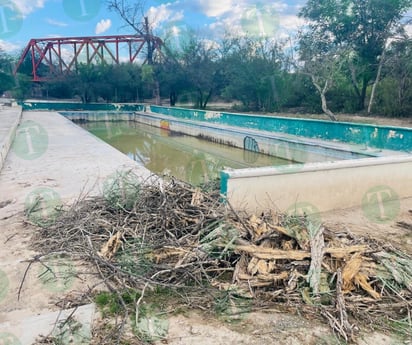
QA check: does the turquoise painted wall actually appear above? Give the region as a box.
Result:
[150,105,412,152]
[21,102,145,112]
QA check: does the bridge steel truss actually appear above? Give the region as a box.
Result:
[14,34,164,81]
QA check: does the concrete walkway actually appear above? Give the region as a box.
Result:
[0,110,151,344]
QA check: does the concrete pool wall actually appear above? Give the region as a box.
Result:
[21,102,412,214]
[145,105,412,214]
[221,155,412,214]
[59,109,383,163]
[131,112,381,162]
[149,105,412,152]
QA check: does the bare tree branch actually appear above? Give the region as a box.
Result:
[106,0,147,35]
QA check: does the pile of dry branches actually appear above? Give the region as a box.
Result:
[31,173,412,343]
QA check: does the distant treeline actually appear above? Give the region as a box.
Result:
[3,0,412,119]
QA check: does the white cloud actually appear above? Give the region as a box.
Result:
[194,1,304,40]
[405,24,412,38]
[197,0,234,17]
[145,0,304,43]
[147,4,184,30]
[0,39,22,52]
[11,0,46,17]
[278,15,305,32]
[95,19,112,34]
[46,18,68,27]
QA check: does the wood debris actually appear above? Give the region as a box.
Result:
[98,231,122,260]
[31,174,412,343]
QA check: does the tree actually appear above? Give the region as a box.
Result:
[107,0,164,104]
[156,57,189,106]
[299,0,412,111]
[107,0,156,64]
[220,36,285,112]
[71,64,101,103]
[0,51,15,95]
[11,74,31,100]
[298,29,351,120]
[178,35,223,109]
[374,37,412,115]
[43,76,75,99]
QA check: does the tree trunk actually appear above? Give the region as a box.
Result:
[311,76,337,121]
[348,62,363,110]
[320,92,337,121]
[196,89,204,109]
[170,91,176,106]
[144,17,153,65]
[368,51,385,115]
[368,50,385,114]
[154,80,160,105]
[359,76,368,111]
[202,89,213,109]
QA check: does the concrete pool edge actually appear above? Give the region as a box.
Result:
[0,110,154,343]
[221,155,412,214]
[0,106,22,172]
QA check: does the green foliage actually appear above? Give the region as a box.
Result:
[11,73,32,100]
[44,76,76,99]
[0,71,14,95]
[374,78,411,116]
[95,290,139,317]
[103,170,141,210]
[299,0,412,111]
[141,65,154,83]
[221,37,286,112]
[213,290,252,323]
[374,38,412,116]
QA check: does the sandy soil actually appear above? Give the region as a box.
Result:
[322,197,412,255]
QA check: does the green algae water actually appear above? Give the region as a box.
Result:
[79,121,291,185]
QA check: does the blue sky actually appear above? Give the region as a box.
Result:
[0,0,307,55]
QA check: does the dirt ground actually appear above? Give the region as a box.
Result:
[322,198,412,255]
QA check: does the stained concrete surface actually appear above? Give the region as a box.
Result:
[0,110,151,344]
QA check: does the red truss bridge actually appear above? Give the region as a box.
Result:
[14,34,164,81]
